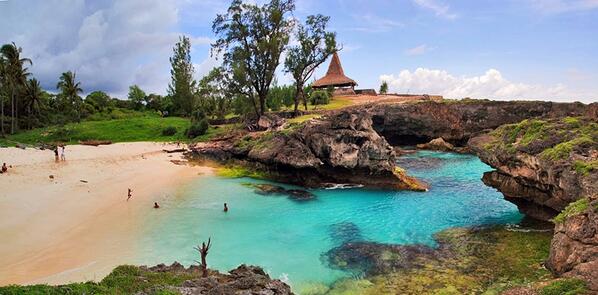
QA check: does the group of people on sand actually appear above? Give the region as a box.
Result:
[53,145,66,162]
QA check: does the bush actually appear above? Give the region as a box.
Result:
[310,90,331,106]
[186,119,209,138]
[161,126,177,136]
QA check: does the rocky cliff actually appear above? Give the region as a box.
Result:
[364,99,591,146]
[467,116,597,291]
[190,111,427,191]
[468,116,597,220]
[546,197,598,291]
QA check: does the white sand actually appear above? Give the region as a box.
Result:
[0,142,211,285]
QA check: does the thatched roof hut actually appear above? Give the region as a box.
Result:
[313,52,357,89]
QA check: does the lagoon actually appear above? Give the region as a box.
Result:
[137,151,522,293]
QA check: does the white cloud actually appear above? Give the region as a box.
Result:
[528,0,598,14]
[0,0,213,97]
[412,0,458,19]
[405,44,433,56]
[349,14,404,33]
[379,68,594,103]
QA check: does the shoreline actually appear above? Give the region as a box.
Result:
[0,142,212,285]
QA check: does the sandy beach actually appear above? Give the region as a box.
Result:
[0,142,211,285]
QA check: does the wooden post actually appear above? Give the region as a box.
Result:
[194,238,212,278]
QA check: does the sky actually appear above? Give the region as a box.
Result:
[0,0,597,103]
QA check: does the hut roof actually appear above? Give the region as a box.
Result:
[313,52,357,88]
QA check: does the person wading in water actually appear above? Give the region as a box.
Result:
[223,203,228,212]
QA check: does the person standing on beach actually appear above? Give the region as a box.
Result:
[60,146,66,161]
[127,188,133,201]
[53,147,59,162]
[1,163,7,174]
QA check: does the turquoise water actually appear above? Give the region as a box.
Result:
[137,151,522,292]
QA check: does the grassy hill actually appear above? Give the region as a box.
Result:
[0,114,230,146]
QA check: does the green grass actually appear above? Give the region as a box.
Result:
[540,135,594,161]
[280,96,354,112]
[540,278,588,295]
[0,115,236,146]
[0,265,196,295]
[573,160,598,176]
[553,198,590,224]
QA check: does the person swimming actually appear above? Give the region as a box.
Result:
[154,202,160,209]
[223,203,228,212]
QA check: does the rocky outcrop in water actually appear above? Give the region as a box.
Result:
[363,100,592,146]
[190,111,427,191]
[138,263,293,295]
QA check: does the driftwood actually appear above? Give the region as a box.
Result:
[194,238,212,278]
[80,140,112,146]
[162,148,187,154]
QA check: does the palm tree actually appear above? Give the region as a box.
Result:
[56,71,83,122]
[0,42,31,134]
[0,58,5,137]
[23,78,43,129]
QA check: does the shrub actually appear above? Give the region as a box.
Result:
[310,90,331,106]
[186,119,209,138]
[541,278,587,295]
[161,126,177,136]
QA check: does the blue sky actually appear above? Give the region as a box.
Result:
[0,0,597,102]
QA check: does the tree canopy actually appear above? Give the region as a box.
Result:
[212,0,295,117]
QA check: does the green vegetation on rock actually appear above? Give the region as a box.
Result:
[322,226,553,295]
[485,117,597,162]
[0,265,196,295]
[553,198,590,224]
[540,278,588,295]
[215,165,268,179]
[573,160,598,176]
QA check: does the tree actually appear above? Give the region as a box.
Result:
[1,42,32,134]
[128,85,146,110]
[284,14,336,112]
[198,67,231,120]
[23,78,43,129]
[85,91,112,112]
[56,71,83,122]
[168,36,196,116]
[212,0,295,117]
[194,238,212,278]
[379,81,388,94]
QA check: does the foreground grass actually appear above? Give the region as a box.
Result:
[0,115,235,146]
[0,265,195,295]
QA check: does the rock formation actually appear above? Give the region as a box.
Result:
[364,100,591,146]
[546,197,598,291]
[190,111,427,191]
[467,116,597,291]
[138,263,293,295]
[468,117,597,220]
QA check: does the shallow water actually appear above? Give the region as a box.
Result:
[137,151,522,293]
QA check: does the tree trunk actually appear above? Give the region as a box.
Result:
[1,94,4,137]
[293,83,303,114]
[258,93,266,116]
[10,87,15,134]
